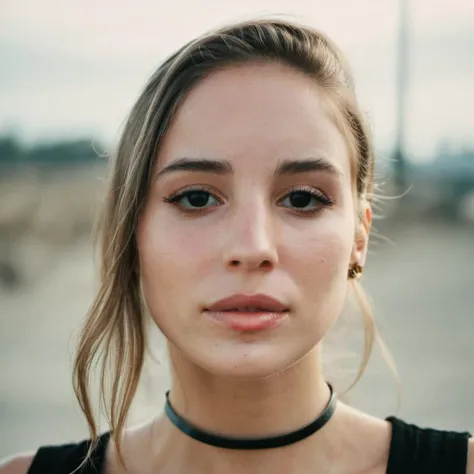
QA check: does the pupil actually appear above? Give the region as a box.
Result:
[188,191,209,207]
[290,192,311,208]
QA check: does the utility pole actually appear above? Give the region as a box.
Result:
[393,0,410,191]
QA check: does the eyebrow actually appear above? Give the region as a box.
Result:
[275,158,342,176]
[155,157,342,179]
[155,158,232,179]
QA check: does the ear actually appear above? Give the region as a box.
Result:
[351,203,372,268]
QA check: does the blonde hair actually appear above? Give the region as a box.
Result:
[73,17,396,467]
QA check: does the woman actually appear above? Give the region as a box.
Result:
[2,18,472,474]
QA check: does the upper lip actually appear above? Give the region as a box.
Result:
[205,294,289,312]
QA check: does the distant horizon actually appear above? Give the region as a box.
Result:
[2,0,473,163]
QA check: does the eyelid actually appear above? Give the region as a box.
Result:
[277,185,334,203]
[164,184,225,203]
[163,184,334,210]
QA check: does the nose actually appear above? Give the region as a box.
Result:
[223,203,279,272]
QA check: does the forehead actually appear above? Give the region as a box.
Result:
[158,62,350,174]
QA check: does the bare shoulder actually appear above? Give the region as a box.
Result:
[0,453,35,474]
[468,439,474,474]
[332,404,392,474]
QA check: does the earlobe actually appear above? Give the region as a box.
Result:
[350,204,372,269]
[348,263,363,279]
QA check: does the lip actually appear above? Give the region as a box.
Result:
[206,294,289,313]
[204,294,289,332]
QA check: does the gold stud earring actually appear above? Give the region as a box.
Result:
[348,263,363,279]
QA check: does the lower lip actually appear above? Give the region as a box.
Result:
[205,311,288,331]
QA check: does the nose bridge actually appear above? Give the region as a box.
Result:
[224,194,278,269]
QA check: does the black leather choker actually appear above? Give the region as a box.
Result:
[164,384,337,450]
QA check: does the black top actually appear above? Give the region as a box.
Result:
[27,417,471,474]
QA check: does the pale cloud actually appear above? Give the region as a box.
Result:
[3,0,472,58]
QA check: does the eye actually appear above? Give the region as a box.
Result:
[278,187,334,214]
[163,187,223,212]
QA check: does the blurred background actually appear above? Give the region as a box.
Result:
[1,0,473,458]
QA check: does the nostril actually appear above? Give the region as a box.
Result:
[227,258,275,270]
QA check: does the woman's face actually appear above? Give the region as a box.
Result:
[137,62,367,378]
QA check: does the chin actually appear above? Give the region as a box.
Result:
[180,339,312,380]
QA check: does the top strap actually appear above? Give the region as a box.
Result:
[27,432,110,474]
[386,416,471,474]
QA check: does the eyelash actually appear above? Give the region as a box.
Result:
[163,185,222,215]
[280,185,335,215]
[163,185,335,216]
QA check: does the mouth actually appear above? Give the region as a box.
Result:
[206,293,289,313]
[204,294,290,331]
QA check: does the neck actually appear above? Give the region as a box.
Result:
[168,344,329,437]
[154,344,340,474]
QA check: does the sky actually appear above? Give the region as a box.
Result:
[1,0,473,161]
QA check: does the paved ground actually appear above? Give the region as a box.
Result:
[1,219,473,458]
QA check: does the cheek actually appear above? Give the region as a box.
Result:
[279,215,353,338]
[281,213,354,294]
[137,209,217,299]
[286,211,353,261]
